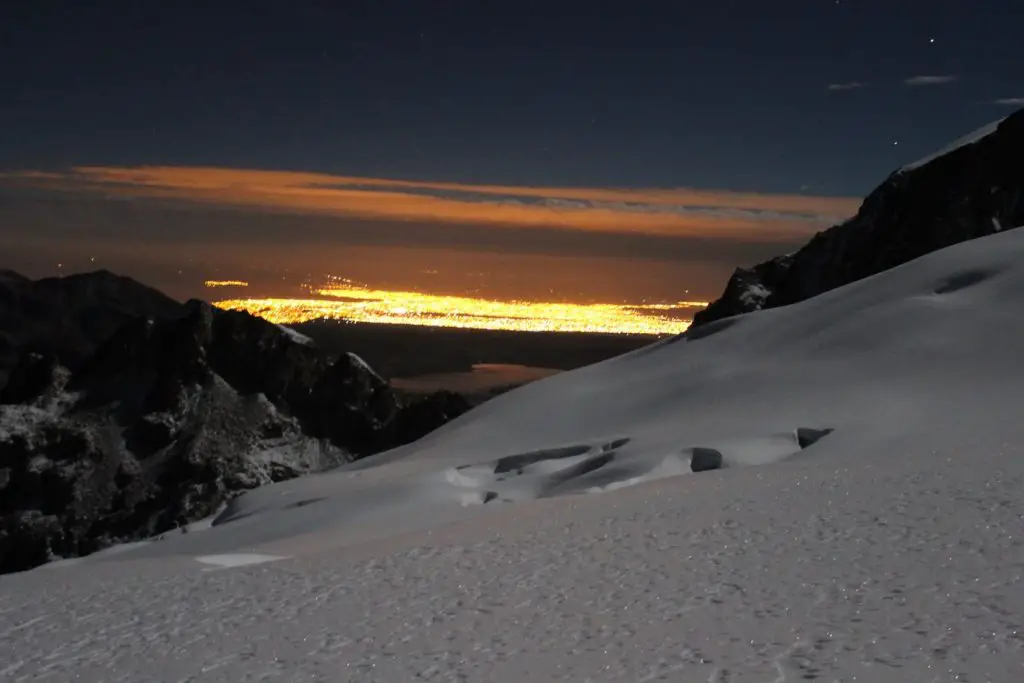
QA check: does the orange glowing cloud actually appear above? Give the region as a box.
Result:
[4,166,862,242]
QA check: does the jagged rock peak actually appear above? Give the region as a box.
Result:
[0,269,475,574]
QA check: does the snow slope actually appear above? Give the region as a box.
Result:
[899,116,1006,172]
[275,323,315,345]
[4,229,1024,681]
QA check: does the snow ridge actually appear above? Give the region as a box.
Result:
[275,324,314,345]
[899,116,1006,172]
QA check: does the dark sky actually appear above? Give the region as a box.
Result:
[2,0,1022,303]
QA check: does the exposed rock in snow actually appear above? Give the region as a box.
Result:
[795,426,833,449]
[691,106,1024,330]
[689,447,723,472]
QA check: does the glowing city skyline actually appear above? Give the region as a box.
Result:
[211,278,706,335]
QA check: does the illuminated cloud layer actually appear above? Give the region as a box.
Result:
[5,166,861,243]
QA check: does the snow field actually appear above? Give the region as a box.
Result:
[4,227,1024,680]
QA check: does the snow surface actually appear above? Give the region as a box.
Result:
[345,351,381,379]
[899,117,1006,172]
[195,554,289,569]
[275,323,314,345]
[4,229,1024,680]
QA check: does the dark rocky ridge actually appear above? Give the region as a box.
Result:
[0,269,183,390]
[0,276,470,574]
[690,107,1024,329]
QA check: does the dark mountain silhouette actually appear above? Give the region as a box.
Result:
[690,108,1024,330]
[0,273,469,573]
[0,268,182,389]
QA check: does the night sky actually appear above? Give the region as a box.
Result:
[2,0,1022,305]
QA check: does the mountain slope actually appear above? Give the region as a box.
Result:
[0,276,470,573]
[690,107,1024,328]
[0,301,389,572]
[0,269,182,389]
[3,221,1023,681]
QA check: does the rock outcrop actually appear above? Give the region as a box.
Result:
[690,108,1024,329]
[395,390,473,446]
[689,447,723,473]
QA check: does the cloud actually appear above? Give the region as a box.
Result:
[2,166,862,244]
[0,193,794,264]
[990,97,1024,106]
[903,75,958,86]
[3,170,857,306]
[0,191,816,308]
[827,82,868,91]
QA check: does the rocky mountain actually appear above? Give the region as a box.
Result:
[0,275,470,574]
[0,269,182,390]
[690,107,1024,329]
